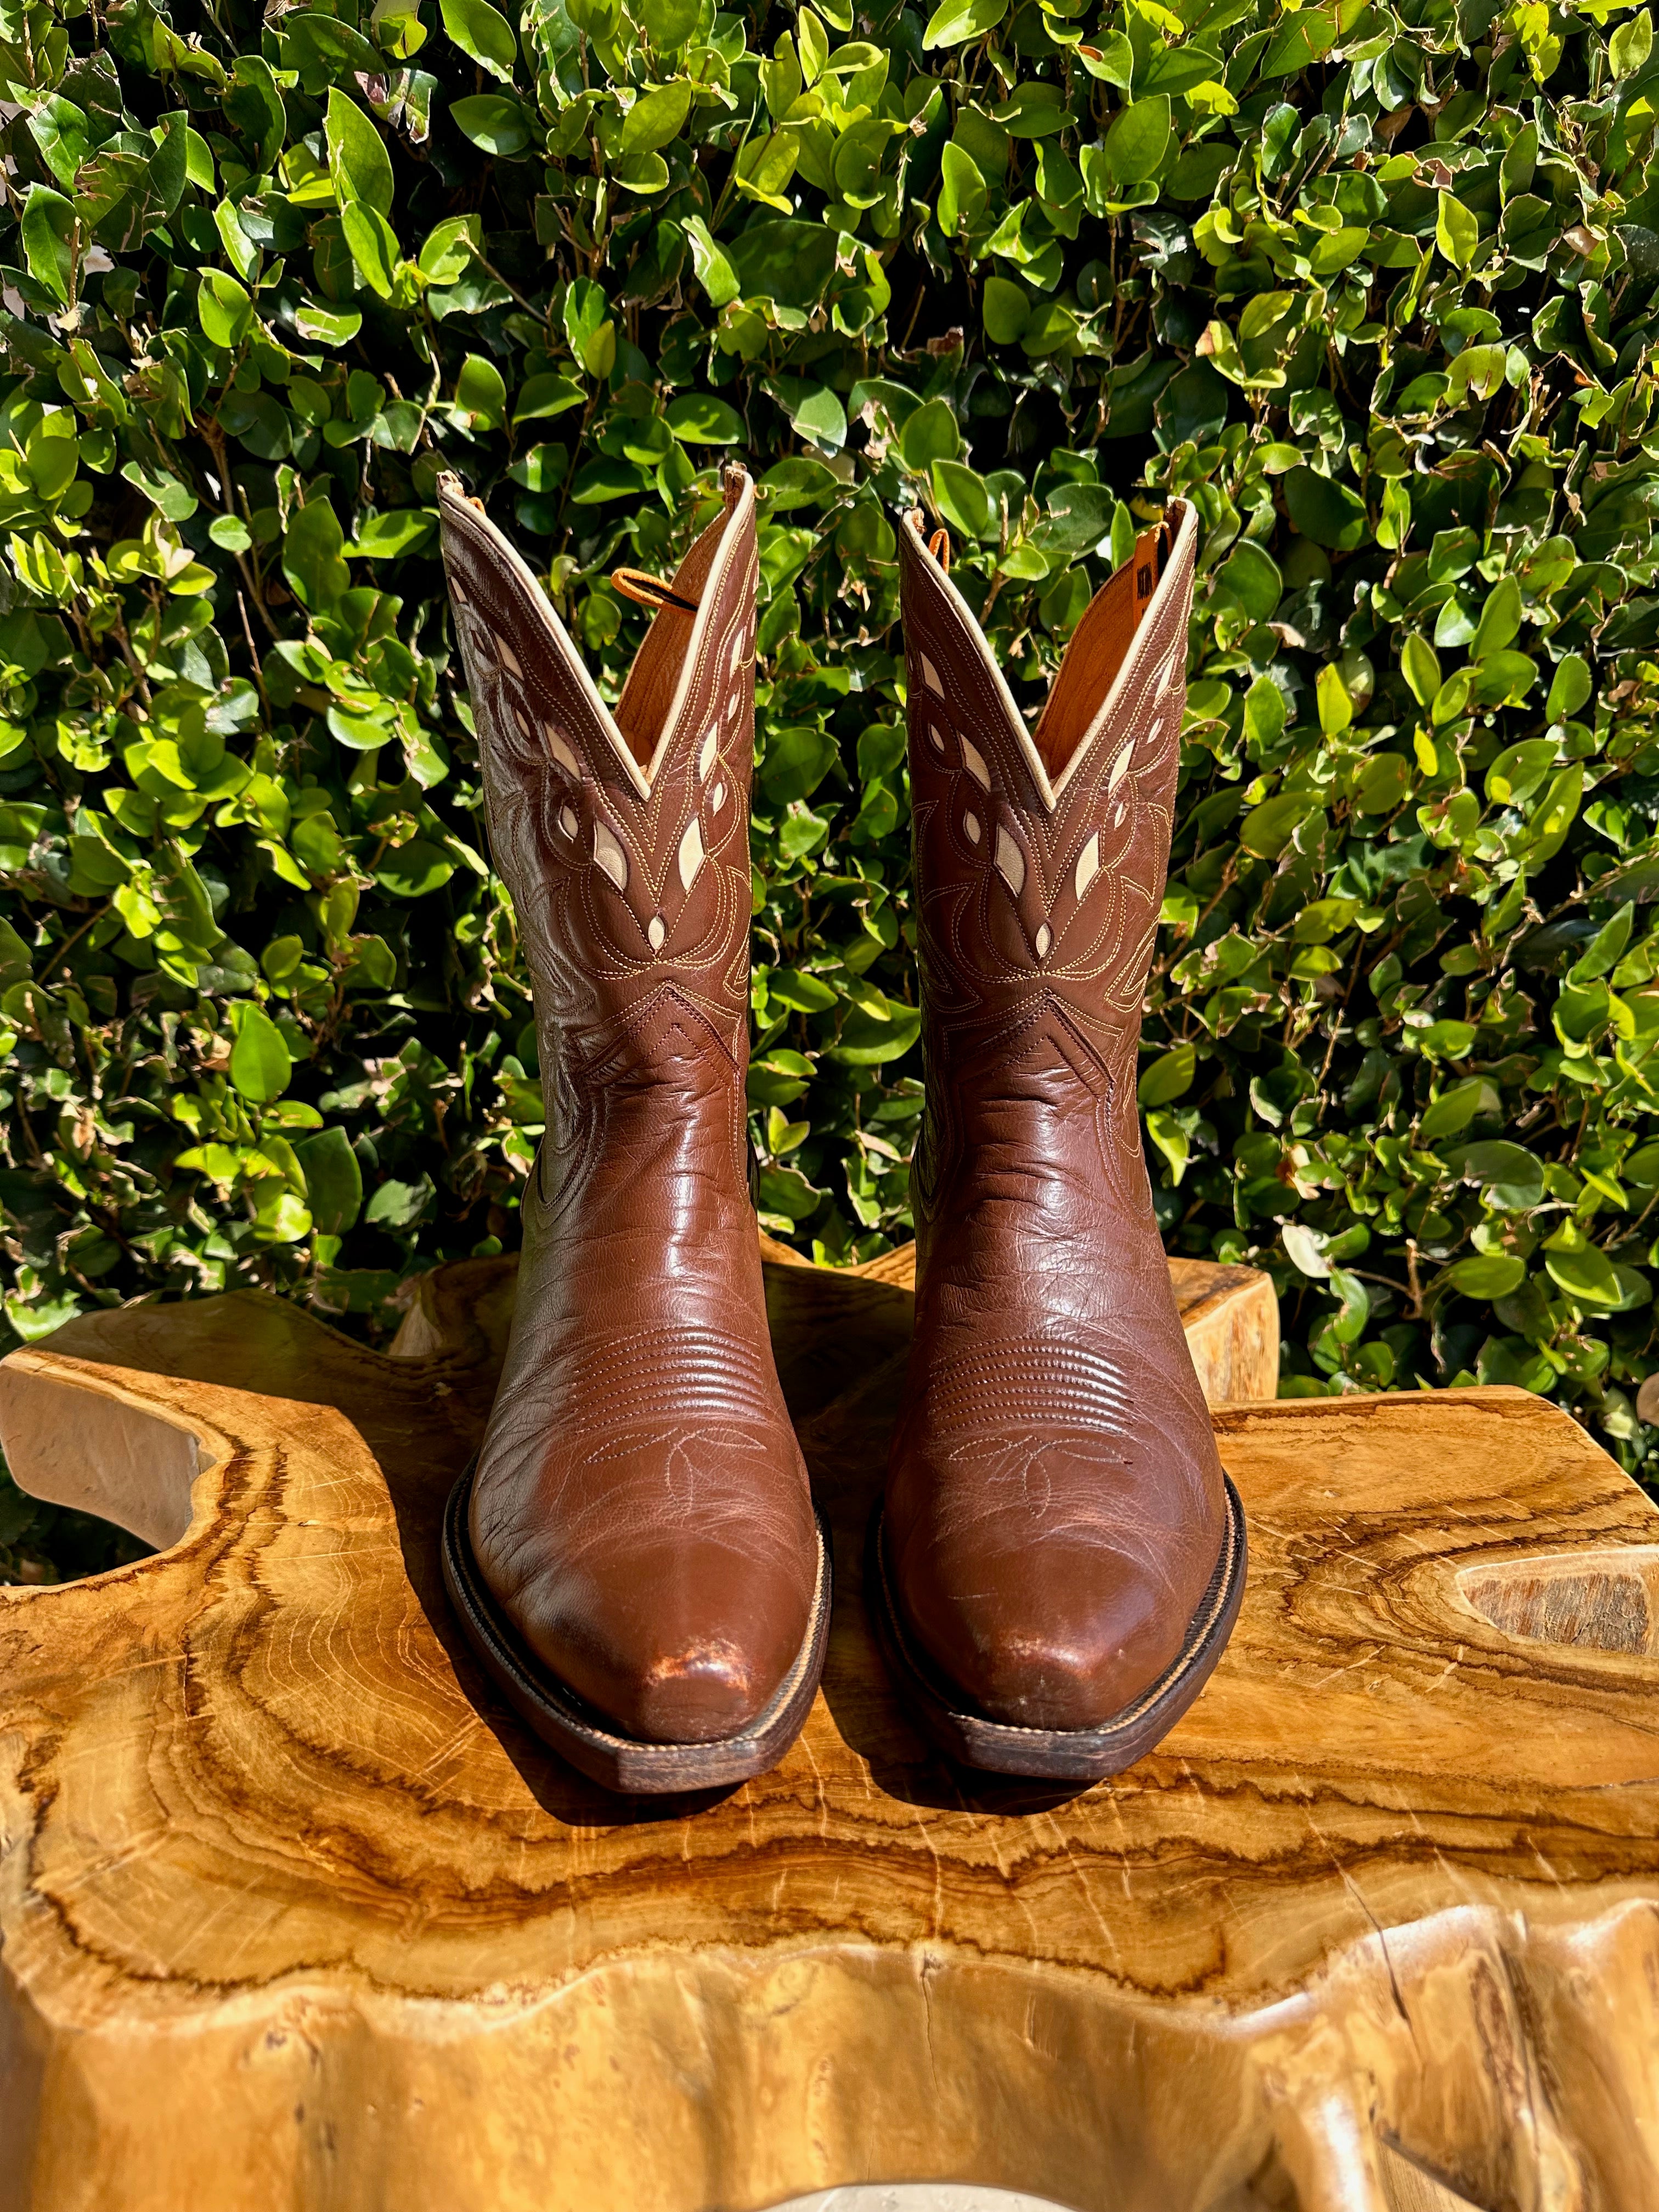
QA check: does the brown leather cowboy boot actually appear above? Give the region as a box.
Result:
[869,498,1245,1780]
[436,467,829,1792]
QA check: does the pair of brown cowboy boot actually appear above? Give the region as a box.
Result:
[436,467,1245,1794]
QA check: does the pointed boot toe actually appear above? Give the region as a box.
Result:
[481,1499,815,1746]
[873,501,1247,1781]
[435,471,830,1794]
[888,1440,1228,1734]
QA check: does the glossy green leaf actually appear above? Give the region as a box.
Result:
[375,839,457,896]
[666,393,744,442]
[229,1004,293,1103]
[294,1126,363,1234]
[1103,96,1170,188]
[454,354,507,430]
[826,1000,923,1064]
[1544,1243,1623,1308]
[930,459,991,539]
[982,276,1029,345]
[441,0,517,80]
[1283,466,1367,550]
[198,268,252,349]
[922,0,1008,49]
[20,186,75,304]
[325,88,394,212]
[450,93,533,156]
[1446,1252,1527,1299]
[1138,1042,1195,1106]
[340,199,402,296]
[728,219,838,308]
[283,497,350,611]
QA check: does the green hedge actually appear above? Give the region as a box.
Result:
[2,0,1659,1575]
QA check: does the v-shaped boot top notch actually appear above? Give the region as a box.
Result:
[437,466,754,798]
[905,496,1193,805]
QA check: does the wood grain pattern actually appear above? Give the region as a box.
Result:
[0,1256,1655,2212]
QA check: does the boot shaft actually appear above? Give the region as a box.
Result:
[899,498,1197,1232]
[900,498,1195,1060]
[438,472,758,1180]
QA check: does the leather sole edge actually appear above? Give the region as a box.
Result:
[867,1475,1248,1781]
[442,1459,832,1794]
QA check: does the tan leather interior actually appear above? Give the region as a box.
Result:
[1031,526,1164,781]
[614,486,740,769]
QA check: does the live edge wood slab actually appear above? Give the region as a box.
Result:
[0,1248,1657,2212]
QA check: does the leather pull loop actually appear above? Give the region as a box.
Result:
[611,567,701,614]
[906,508,953,572]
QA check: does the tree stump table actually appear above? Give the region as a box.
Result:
[0,1246,1656,2212]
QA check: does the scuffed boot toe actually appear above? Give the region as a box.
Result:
[894,1523,1193,1733]
[481,1503,814,1746]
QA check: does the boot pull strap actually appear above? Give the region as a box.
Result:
[904,506,953,573]
[611,567,701,614]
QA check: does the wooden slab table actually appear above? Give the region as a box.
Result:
[0,1247,1656,2212]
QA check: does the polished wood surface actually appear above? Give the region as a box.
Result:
[1,1255,1655,2212]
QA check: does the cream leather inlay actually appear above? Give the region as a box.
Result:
[498,636,523,678]
[1108,740,1134,792]
[921,653,943,694]
[647,916,666,951]
[964,811,981,845]
[678,817,704,891]
[1075,832,1100,899]
[698,731,717,780]
[594,821,627,891]
[961,737,991,790]
[558,804,578,838]
[546,724,581,777]
[995,825,1025,897]
[1035,923,1051,958]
